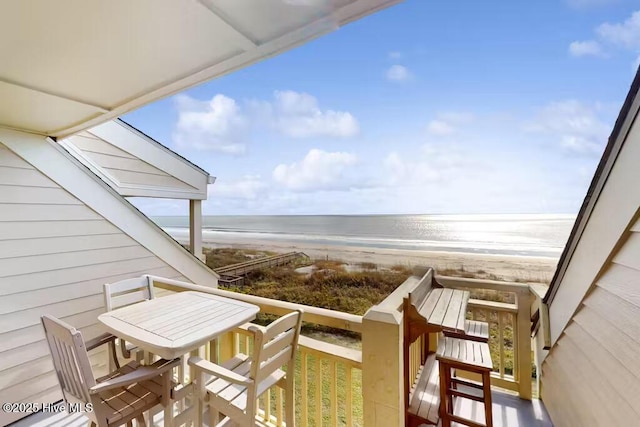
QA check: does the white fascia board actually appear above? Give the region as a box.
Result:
[88,120,210,192]
[58,135,209,200]
[0,128,219,283]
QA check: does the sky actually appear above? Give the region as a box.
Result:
[124,0,640,216]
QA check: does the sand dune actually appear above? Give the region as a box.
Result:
[169,230,557,284]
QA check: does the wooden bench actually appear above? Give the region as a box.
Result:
[403,268,442,426]
[403,268,490,426]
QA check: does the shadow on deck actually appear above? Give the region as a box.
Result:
[13,389,552,427]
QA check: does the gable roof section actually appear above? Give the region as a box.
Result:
[0,0,401,137]
[545,67,640,305]
[0,127,220,283]
[59,120,213,199]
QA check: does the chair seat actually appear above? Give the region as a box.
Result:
[95,362,163,425]
[204,354,286,414]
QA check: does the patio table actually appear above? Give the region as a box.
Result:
[98,291,260,360]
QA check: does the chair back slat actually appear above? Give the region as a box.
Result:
[41,315,95,405]
[409,268,433,308]
[261,328,295,362]
[251,310,302,383]
[104,276,154,311]
[257,347,294,383]
[263,311,301,342]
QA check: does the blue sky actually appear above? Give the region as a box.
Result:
[125,0,640,216]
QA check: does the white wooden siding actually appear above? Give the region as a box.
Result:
[64,132,199,196]
[0,144,191,425]
[541,215,640,426]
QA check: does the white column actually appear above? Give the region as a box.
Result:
[362,305,404,427]
[189,199,205,262]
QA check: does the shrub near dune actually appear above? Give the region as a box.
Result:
[226,262,411,316]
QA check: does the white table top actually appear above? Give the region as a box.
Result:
[98,291,260,359]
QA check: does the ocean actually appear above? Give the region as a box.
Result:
[152,214,575,258]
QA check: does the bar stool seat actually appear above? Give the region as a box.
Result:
[437,336,493,427]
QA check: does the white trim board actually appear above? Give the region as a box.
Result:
[0,128,219,284]
[60,120,211,200]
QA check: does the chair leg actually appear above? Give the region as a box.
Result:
[108,341,120,371]
[285,377,295,427]
[208,405,219,427]
[483,371,493,427]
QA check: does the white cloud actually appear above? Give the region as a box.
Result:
[208,175,267,200]
[427,120,455,135]
[386,65,411,82]
[571,10,640,65]
[568,40,604,57]
[172,94,248,154]
[426,112,474,135]
[384,151,440,185]
[172,91,359,152]
[270,91,359,138]
[527,100,610,155]
[597,11,640,49]
[383,142,477,187]
[273,149,358,191]
[388,51,403,59]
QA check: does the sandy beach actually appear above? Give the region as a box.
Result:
[169,230,558,284]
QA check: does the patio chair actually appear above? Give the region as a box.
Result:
[41,315,180,427]
[188,310,303,427]
[104,276,155,365]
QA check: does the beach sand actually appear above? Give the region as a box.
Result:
[170,230,558,284]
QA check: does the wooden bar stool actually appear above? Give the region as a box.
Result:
[437,336,493,427]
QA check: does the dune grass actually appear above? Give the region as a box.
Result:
[208,248,536,424]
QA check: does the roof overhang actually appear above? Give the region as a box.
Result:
[59,120,213,200]
[544,67,640,304]
[0,0,401,138]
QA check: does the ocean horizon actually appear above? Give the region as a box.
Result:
[152,213,575,258]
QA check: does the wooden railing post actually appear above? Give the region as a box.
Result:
[362,305,404,427]
[516,289,533,400]
[217,331,235,363]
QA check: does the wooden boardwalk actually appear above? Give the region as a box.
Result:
[215,252,308,286]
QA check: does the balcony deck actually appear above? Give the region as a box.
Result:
[10,273,554,427]
[13,390,552,427]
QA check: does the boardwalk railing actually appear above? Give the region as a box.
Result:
[214,252,308,276]
[150,276,363,427]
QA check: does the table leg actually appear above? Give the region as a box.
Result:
[191,349,203,427]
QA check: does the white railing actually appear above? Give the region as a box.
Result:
[151,277,364,427]
[146,273,533,427]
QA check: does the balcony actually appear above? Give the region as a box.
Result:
[15,272,553,427]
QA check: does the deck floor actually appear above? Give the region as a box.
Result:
[447,387,553,427]
[13,389,552,427]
